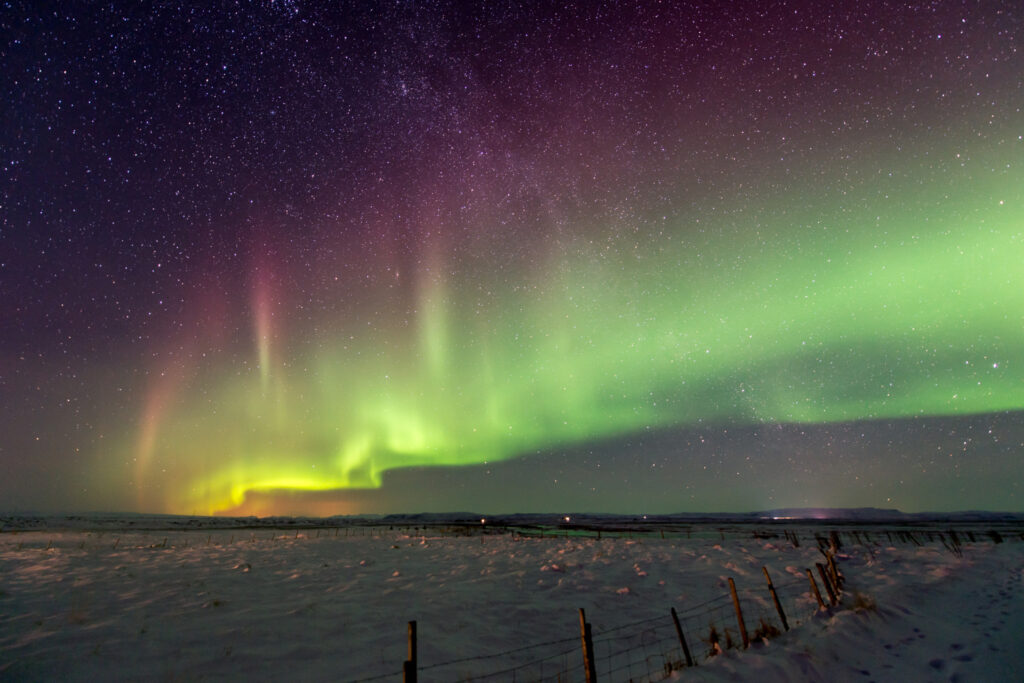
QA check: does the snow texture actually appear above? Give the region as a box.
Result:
[1,520,1022,681]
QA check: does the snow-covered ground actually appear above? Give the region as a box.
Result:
[1,521,1022,681]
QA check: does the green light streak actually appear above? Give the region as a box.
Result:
[136,151,1023,515]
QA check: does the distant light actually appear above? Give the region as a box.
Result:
[480,518,486,524]
[564,516,571,523]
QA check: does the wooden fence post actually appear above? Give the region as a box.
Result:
[816,563,838,606]
[579,608,597,683]
[826,552,842,590]
[670,607,694,667]
[727,578,750,648]
[403,620,417,683]
[762,566,789,631]
[807,569,826,609]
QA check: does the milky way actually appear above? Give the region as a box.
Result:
[2,2,1022,515]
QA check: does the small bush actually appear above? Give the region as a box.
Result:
[723,628,736,650]
[705,625,723,657]
[753,617,781,641]
[850,591,877,612]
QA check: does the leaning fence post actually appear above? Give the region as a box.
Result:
[727,578,750,648]
[579,608,597,683]
[762,566,789,631]
[670,607,694,667]
[816,563,838,606]
[403,620,417,683]
[807,568,826,609]
[826,552,842,590]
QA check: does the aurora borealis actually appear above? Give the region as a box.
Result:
[2,2,1022,515]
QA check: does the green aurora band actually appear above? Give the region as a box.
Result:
[132,144,1023,515]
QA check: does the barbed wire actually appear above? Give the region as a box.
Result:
[463,642,580,681]
[591,610,673,636]
[5,525,920,683]
[349,666,406,683]
[419,633,580,673]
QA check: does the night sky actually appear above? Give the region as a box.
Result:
[2,1,1022,516]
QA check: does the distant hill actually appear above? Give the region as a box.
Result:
[3,508,1023,531]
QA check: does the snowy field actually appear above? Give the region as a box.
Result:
[2,519,1023,682]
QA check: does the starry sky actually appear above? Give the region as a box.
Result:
[1,1,1022,516]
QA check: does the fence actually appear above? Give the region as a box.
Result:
[4,521,1018,682]
[353,552,842,682]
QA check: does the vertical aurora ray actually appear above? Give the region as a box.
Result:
[133,367,184,510]
[9,1,1024,517]
[254,278,273,395]
[250,249,280,397]
[131,142,1024,514]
